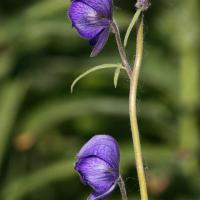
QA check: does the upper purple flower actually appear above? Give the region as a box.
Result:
[74,135,120,200]
[68,0,113,57]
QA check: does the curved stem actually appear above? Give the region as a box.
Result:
[118,175,127,200]
[129,15,148,200]
[111,19,132,79]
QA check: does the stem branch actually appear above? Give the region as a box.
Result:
[129,15,148,200]
[118,176,127,200]
[111,19,132,79]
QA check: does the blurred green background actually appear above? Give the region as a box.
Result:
[0,0,199,199]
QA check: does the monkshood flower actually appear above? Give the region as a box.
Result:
[74,135,120,200]
[68,0,113,57]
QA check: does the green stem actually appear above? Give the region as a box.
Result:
[129,15,148,200]
[118,175,128,200]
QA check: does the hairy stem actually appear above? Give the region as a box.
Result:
[111,19,132,79]
[129,15,148,200]
[118,176,127,200]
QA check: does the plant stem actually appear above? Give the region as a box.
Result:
[111,19,132,79]
[129,15,148,200]
[118,175,127,200]
[112,10,148,200]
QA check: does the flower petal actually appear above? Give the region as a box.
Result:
[77,135,120,171]
[77,0,113,19]
[90,27,110,57]
[69,1,110,39]
[75,156,117,193]
[87,182,117,200]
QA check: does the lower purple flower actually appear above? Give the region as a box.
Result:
[74,135,120,200]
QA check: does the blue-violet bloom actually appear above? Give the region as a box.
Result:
[74,135,120,200]
[68,0,113,57]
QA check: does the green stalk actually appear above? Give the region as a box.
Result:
[129,15,148,200]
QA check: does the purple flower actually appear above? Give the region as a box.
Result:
[74,135,120,200]
[68,0,113,57]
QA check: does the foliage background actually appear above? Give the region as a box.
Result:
[0,0,199,199]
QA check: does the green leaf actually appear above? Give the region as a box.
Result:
[114,65,122,88]
[0,81,27,167]
[70,63,124,93]
[20,97,129,136]
[2,160,74,200]
[124,9,142,47]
